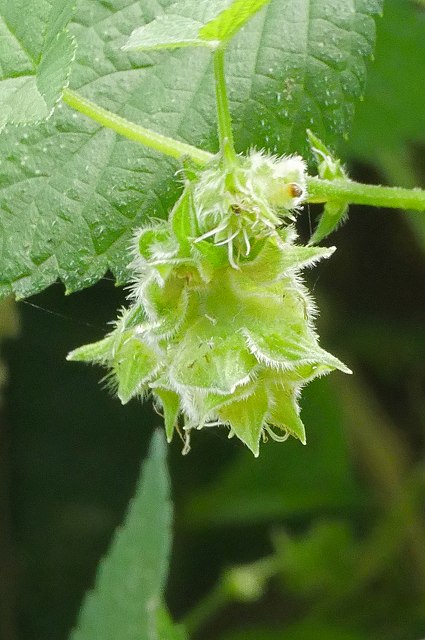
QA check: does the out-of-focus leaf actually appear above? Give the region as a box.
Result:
[156,607,188,640]
[348,0,425,160]
[217,621,367,640]
[273,520,356,596]
[0,297,19,339]
[345,0,425,253]
[184,377,360,527]
[0,297,19,404]
[70,431,172,640]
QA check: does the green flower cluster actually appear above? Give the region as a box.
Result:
[68,152,350,456]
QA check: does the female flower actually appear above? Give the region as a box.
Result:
[68,152,350,456]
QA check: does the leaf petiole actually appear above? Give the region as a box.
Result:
[307,176,425,212]
[213,47,237,167]
[62,88,213,165]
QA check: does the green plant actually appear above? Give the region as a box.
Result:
[1,0,425,638]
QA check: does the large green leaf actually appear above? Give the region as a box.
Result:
[0,0,76,129]
[217,623,367,640]
[70,430,172,640]
[0,0,382,299]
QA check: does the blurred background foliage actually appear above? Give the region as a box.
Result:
[1,0,425,638]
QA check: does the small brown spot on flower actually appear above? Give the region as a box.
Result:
[288,183,303,198]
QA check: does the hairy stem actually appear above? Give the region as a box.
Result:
[62,89,213,166]
[62,89,425,213]
[213,47,237,166]
[307,176,425,211]
[376,147,425,250]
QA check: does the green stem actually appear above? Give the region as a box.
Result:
[182,556,279,636]
[62,88,213,166]
[376,147,425,251]
[183,581,230,636]
[62,89,425,213]
[213,47,237,166]
[307,176,425,211]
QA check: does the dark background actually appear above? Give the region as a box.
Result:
[1,1,425,638]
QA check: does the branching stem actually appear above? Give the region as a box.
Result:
[62,89,425,213]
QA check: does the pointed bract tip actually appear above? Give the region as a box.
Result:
[66,349,80,361]
[117,393,130,405]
